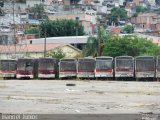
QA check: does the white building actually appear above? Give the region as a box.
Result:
[148,0,156,6]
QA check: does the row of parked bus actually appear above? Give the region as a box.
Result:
[0,56,160,80]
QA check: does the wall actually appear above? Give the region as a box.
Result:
[61,45,81,58]
[48,13,97,24]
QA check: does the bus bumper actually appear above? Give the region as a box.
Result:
[77,73,94,78]
[59,73,76,78]
[2,73,15,78]
[38,74,55,78]
[156,72,160,78]
[115,72,134,77]
[16,74,34,79]
[135,72,155,78]
[95,72,113,77]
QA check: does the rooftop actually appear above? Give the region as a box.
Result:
[0,43,67,53]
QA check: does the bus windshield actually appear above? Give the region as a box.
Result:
[96,60,112,70]
[0,61,9,71]
[136,59,155,71]
[60,61,76,71]
[116,59,133,69]
[39,61,54,70]
[17,61,34,71]
[78,60,95,71]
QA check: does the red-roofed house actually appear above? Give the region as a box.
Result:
[0,43,81,59]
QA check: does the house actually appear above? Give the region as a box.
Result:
[150,19,160,31]
[48,12,96,34]
[131,12,158,31]
[48,12,96,24]
[125,2,136,17]
[0,43,82,59]
[26,0,46,7]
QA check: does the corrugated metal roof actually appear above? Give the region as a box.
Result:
[18,36,90,44]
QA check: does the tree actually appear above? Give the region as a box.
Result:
[132,13,138,17]
[107,7,128,26]
[122,25,134,33]
[103,35,160,57]
[40,19,85,37]
[83,27,111,57]
[136,6,148,13]
[29,4,46,20]
[82,36,98,57]
[46,48,66,59]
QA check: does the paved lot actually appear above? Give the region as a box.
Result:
[0,80,160,114]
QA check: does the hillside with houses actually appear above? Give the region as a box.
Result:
[0,0,160,58]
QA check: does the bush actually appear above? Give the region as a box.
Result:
[25,27,39,35]
[122,25,134,34]
[46,48,66,59]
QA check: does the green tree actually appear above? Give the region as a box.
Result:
[83,27,111,57]
[82,36,98,57]
[46,48,66,59]
[136,6,148,13]
[122,25,134,33]
[108,7,128,26]
[103,35,160,57]
[132,13,138,17]
[30,4,47,20]
[40,19,85,37]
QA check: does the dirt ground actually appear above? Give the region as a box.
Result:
[0,80,160,114]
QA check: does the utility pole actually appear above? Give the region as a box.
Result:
[12,0,16,57]
[42,1,47,58]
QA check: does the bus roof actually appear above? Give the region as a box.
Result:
[60,58,77,62]
[115,56,134,59]
[96,56,113,59]
[135,56,155,60]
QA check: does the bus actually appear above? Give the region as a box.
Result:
[95,56,113,78]
[16,58,37,79]
[115,56,134,78]
[135,56,155,78]
[37,58,58,79]
[77,58,95,78]
[0,59,17,78]
[59,58,77,78]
